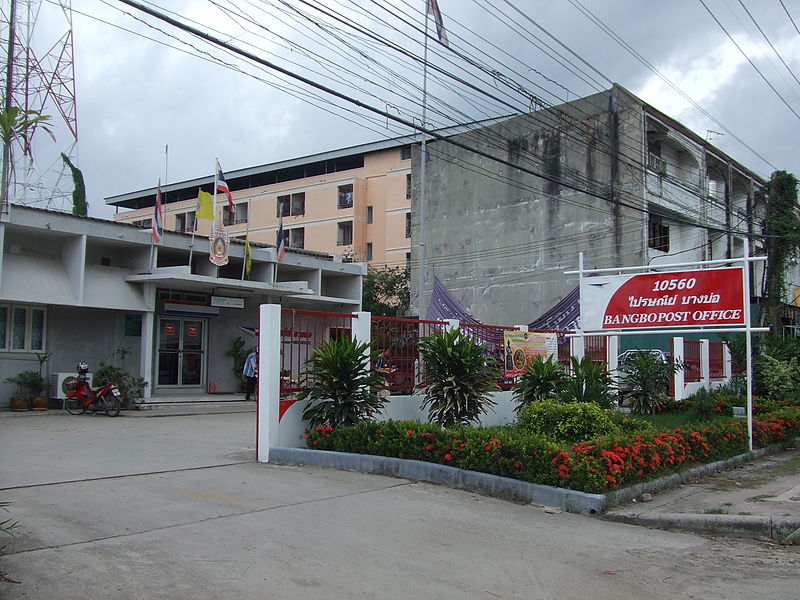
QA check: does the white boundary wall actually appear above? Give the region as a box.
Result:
[257,305,521,461]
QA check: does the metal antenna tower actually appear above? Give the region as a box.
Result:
[1,0,78,217]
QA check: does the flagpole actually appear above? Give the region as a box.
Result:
[417,2,431,319]
[148,177,160,272]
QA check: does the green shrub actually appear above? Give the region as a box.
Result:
[297,336,387,428]
[417,328,500,427]
[607,410,655,436]
[557,356,616,409]
[516,401,619,442]
[618,351,683,416]
[93,363,147,408]
[512,356,566,411]
[755,355,800,402]
[4,370,46,396]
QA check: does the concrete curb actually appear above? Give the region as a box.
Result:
[603,512,800,540]
[268,447,606,515]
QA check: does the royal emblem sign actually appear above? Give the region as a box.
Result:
[209,223,230,266]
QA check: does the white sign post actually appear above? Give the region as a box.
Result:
[567,240,768,450]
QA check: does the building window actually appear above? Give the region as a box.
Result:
[406,252,411,271]
[405,213,411,238]
[277,195,289,217]
[401,145,412,160]
[337,221,353,246]
[366,205,373,224]
[175,211,195,233]
[277,193,304,217]
[648,216,669,252]
[338,184,353,209]
[289,227,305,249]
[132,218,152,228]
[366,242,373,261]
[0,304,46,351]
[223,204,248,226]
[406,174,412,199]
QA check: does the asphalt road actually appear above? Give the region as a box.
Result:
[1,411,798,600]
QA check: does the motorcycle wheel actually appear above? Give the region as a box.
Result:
[103,393,121,417]
[64,396,86,415]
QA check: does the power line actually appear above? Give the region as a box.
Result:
[698,0,800,121]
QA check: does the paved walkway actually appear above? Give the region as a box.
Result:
[2,409,799,599]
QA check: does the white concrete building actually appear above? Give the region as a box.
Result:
[0,205,365,408]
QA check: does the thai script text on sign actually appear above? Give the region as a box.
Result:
[581,267,745,330]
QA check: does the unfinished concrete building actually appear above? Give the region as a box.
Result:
[413,84,769,327]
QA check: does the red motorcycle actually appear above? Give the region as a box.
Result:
[64,362,122,417]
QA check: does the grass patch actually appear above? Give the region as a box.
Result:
[704,508,729,515]
[747,494,775,502]
[710,475,770,491]
[771,454,800,475]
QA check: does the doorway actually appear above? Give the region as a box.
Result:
[157,318,206,388]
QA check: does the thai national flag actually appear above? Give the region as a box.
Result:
[216,161,235,215]
[152,182,164,244]
[276,218,285,263]
[426,0,448,47]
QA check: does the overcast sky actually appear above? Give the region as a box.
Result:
[10,0,800,219]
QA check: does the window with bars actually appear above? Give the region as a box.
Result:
[289,227,305,249]
[365,242,373,261]
[337,184,354,209]
[648,216,669,252]
[222,204,248,226]
[175,211,195,233]
[366,205,373,224]
[406,174,412,199]
[405,213,411,238]
[337,221,353,246]
[277,193,305,217]
[401,145,412,160]
[0,304,46,351]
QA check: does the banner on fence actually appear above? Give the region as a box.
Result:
[581,267,745,331]
[503,331,557,377]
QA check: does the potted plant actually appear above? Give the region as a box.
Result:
[4,370,47,412]
[31,352,52,411]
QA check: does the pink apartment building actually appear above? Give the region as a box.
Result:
[108,139,414,269]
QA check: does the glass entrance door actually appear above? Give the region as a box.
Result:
[157,318,205,388]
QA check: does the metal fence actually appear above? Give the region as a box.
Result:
[709,341,725,380]
[682,340,702,383]
[279,309,355,393]
[371,316,447,392]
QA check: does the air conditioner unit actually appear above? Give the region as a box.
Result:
[50,372,92,399]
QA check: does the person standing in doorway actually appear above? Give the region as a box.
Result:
[243,349,257,401]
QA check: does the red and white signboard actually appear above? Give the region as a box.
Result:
[581,267,745,331]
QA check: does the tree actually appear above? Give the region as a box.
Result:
[362,265,410,317]
[61,153,87,216]
[1,104,53,218]
[761,171,800,333]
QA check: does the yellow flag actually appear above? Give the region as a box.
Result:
[196,189,214,220]
[244,235,252,277]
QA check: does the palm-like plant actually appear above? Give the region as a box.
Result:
[618,351,683,417]
[297,336,388,428]
[417,328,500,427]
[557,356,616,409]
[512,355,567,411]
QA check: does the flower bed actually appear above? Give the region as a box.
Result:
[304,408,800,494]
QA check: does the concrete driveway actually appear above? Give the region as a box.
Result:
[1,411,798,600]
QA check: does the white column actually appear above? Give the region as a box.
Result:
[571,334,585,360]
[257,303,282,463]
[673,337,685,402]
[351,311,372,345]
[723,343,733,381]
[607,335,619,373]
[700,339,710,388]
[140,310,155,400]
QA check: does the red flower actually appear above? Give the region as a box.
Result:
[406,429,415,435]
[513,461,521,469]
[444,453,453,461]
[444,444,451,451]
[425,444,432,451]
[485,444,493,451]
